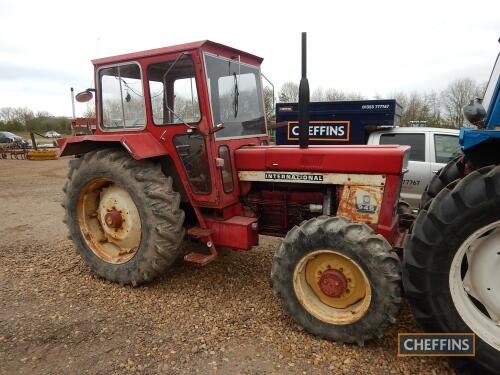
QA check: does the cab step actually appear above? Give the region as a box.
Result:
[187,226,214,238]
[184,252,217,265]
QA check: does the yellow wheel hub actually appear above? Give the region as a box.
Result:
[293,250,372,325]
[77,178,141,264]
[305,253,367,309]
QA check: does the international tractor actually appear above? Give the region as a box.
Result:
[59,34,498,373]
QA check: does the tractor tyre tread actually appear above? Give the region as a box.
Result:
[63,148,184,286]
[404,165,500,374]
[420,155,465,210]
[271,216,401,345]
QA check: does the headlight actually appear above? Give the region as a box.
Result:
[402,149,410,173]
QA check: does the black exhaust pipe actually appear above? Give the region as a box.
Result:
[298,32,310,149]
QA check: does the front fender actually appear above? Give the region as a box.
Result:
[58,133,168,160]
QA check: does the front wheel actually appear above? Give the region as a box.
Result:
[404,166,500,374]
[271,216,401,345]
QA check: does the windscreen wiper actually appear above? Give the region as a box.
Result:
[233,72,239,118]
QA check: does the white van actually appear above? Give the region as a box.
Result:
[367,127,461,207]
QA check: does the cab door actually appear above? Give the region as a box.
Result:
[202,52,268,207]
[142,52,220,205]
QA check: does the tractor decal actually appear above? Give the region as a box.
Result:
[265,172,324,182]
[337,185,383,224]
[238,171,386,186]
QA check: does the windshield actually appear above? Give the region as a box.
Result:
[204,54,266,139]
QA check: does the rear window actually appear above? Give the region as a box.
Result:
[379,133,425,162]
[99,63,146,130]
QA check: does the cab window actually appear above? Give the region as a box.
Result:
[434,134,461,163]
[147,57,200,125]
[204,54,266,139]
[379,133,425,162]
[99,63,146,130]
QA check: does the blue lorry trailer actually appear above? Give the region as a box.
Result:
[274,99,402,145]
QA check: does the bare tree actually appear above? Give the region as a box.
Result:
[0,107,17,123]
[311,87,325,101]
[13,107,34,125]
[0,106,34,125]
[83,101,96,118]
[36,111,52,118]
[312,87,365,102]
[278,82,299,103]
[441,78,483,128]
[324,88,365,101]
[424,91,442,127]
[263,86,275,122]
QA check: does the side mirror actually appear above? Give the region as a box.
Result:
[75,89,94,103]
[463,98,486,127]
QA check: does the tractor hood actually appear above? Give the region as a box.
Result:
[234,145,410,176]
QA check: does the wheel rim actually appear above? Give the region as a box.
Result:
[293,250,371,325]
[450,220,500,351]
[76,178,141,264]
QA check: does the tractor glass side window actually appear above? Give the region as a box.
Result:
[434,134,461,163]
[218,146,234,193]
[99,63,146,129]
[147,58,200,125]
[173,134,211,194]
[380,133,425,162]
[204,54,266,139]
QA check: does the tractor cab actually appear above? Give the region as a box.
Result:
[63,41,269,210]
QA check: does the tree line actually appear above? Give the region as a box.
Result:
[0,75,486,135]
[272,77,486,128]
[0,107,71,134]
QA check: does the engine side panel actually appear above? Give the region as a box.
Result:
[234,145,409,175]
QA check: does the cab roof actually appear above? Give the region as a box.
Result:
[91,40,264,66]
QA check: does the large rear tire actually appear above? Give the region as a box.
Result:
[63,148,185,286]
[419,155,466,210]
[404,166,500,374]
[271,216,401,345]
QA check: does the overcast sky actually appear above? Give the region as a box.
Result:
[0,0,498,117]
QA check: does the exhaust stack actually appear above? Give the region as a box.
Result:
[298,32,310,149]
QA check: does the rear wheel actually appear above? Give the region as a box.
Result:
[271,216,401,344]
[404,166,500,374]
[63,148,185,286]
[420,155,466,210]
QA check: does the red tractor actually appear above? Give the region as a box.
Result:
[60,35,409,346]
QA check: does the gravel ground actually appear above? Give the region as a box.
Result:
[0,158,455,374]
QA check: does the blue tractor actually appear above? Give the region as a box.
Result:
[404,49,500,373]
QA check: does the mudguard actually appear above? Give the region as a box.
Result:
[57,133,168,160]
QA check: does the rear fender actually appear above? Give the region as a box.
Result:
[58,133,168,160]
[463,136,500,169]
